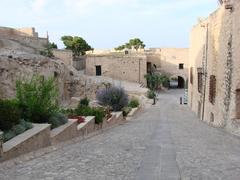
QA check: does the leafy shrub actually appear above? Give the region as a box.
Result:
[80,97,90,106]
[19,119,33,130]
[3,130,16,142]
[147,90,156,99]
[75,105,105,124]
[3,119,33,142]
[145,73,170,90]
[0,99,21,131]
[60,108,75,117]
[128,98,139,108]
[48,113,68,129]
[122,107,132,117]
[92,108,105,124]
[16,75,59,123]
[12,124,26,135]
[96,86,128,111]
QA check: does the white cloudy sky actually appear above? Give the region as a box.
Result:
[0,0,219,49]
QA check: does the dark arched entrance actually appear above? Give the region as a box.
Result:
[178,76,185,88]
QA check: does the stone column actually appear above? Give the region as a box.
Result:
[0,131,3,158]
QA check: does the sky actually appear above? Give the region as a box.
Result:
[0,0,219,49]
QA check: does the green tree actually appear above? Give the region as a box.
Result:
[144,73,169,90]
[115,38,145,51]
[40,42,57,58]
[49,42,58,49]
[61,36,93,56]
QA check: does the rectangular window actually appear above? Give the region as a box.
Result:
[197,68,203,93]
[179,63,184,69]
[96,65,102,76]
[209,75,216,104]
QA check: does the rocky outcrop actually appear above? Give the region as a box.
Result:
[0,54,108,106]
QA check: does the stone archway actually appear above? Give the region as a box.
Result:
[169,75,186,89]
[178,76,185,88]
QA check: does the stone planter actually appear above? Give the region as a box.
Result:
[2,124,51,161]
[50,120,78,145]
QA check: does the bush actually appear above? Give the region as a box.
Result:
[19,119,33,130]
[3,119,33,142]
[60,108,75,117]
[145,73,170,90]
[75,105,105,124]
[80,97,90,106]
[128,98,139,108]
[16,75,59,123]
[12,124,26,135]
[3,130,16,142]
[0,99,21,131]
[48,112,68,129]
[92,108,105,124]
[96,86,128,111]
[122,107,132,117]
[147,90,156,99]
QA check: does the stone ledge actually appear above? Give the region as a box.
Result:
[2,123,51,161]
[50,120,78,145]
[128,107,139,117]
[103,112,124,128]
[77,116,96,136]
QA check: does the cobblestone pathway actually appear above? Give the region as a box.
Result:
[1,90,240,180]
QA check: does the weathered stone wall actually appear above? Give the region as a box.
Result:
[73,56,86,70]
[0,55,112,106]
[85,48,188,86]
[0,26,48,52]
[85,53,147,85]
[16,27,39,37]
[52,49,73,66]
[188,0,240,135]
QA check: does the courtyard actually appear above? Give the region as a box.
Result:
[0,90,240,180]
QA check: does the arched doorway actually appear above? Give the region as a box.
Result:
[178,76,185,88]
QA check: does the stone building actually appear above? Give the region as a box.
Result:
[85,48,189,88]
[146,48,189,88]
[85,52,147,85]
[188,0,240,135]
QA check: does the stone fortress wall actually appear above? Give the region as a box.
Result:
[0,26,48,52]
[188,0,240,135]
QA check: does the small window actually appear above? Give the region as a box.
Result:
[209,75,216,104]
[96,65,102,76]
[179,63,184,69]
